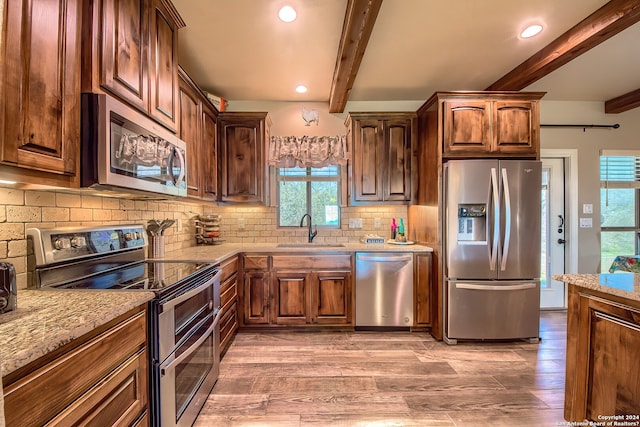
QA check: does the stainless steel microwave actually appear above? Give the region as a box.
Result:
[81,93,187,197]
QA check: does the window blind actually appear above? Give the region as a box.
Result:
[600,150,640,188]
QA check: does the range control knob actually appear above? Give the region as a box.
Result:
[70,236,86,248]
[54,238,71,250]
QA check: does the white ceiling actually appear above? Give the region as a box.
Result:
[173,0,640,107]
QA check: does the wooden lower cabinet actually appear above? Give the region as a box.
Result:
[3,306,148,427]
[241,254,353,328]
[564,285,640,421]
[219,255,239,357]
[414,253,432,327]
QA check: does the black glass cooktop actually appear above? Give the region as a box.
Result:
[47,260,213,293]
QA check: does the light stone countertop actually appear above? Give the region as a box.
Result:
[0,290,154,378]
[155,242,433,263]
[0,242,431,381]
[553,273,640,303]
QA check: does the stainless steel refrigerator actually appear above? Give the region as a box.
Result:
[443,159,541,344]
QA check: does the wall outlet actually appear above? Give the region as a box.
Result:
[374,218,381,229]
[583,203,593,214]
[176,218,182,232]
[238,218,245,230]
[349,218,363,229]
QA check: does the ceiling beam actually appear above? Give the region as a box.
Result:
[605,88,640,113]
[328,0,383,113]
[486,0,640,91]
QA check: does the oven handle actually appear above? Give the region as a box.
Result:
[160,308,221,376]
[158,270,219,314]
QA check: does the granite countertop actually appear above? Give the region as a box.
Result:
[0,290,154,378]
[553,273,640,303]
[156,242,433,263]
[0,242,431,380]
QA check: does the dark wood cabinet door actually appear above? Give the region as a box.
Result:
[1,0,81,180]
[272,272,311,325]
[414,253,431,326]
[202,103,218,200]
[493,101,539,155]
[243,271,270,325]
[383,119,413,202]
[443,100,492,155]
[352,119,383,202]
[178,79,201,196]
[312,271,352,325]
[219,113,268,204]
[149,0,179,131]
[98,0,149,112]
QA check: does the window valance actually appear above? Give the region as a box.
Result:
[268,135,349,168]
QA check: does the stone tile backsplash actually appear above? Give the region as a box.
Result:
[0,187,408,289]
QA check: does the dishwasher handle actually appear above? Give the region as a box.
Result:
[356,254,413,262]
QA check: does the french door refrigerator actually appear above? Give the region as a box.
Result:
[443,159,541,344]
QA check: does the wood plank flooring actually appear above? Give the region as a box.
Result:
[195,311,567,426]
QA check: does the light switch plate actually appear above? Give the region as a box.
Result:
[580,217,593,228]
[238,218,245,230]
[349,218,363,229]
[374,218,381,229]
[583,203,593,214]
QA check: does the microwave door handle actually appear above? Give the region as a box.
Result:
[168,146,186,187]
[500,167,511,271]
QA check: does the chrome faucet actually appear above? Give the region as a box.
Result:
[300,214,318,243]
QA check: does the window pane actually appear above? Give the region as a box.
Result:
[279,181,307,226]
[310,181,339,226]
[279,167,307,177]
[601,231,636,271]
[310,166,339,177]
[600,188,636,227]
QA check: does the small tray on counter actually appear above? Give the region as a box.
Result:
[387,239,415,245]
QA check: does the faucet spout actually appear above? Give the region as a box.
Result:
[300,214,318,243]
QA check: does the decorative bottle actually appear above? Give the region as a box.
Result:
[391,218,397,240]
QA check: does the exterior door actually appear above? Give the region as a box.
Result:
[540,158,566,308]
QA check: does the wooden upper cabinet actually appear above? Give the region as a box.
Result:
[493,100,539,154]
[96,0,149,111]
[440,93,544,158]
[218,112,271,204]
[178,67,218,200]
[83,0,184,132]
[178,77,201,196]
[0,0,81,186]
[443,100,491,153]
[149,0,181,130]
[347,113,416,204]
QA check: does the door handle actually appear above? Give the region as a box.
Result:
[557,238,566,244]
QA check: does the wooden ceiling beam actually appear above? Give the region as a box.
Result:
[486,0,640,91]
[605,88,640,113]
[328,0,383,113]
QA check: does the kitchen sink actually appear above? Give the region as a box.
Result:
[277,243,345,248]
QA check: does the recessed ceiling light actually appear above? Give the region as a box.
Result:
[295,85,308,94]
[520,24,543,38]
[278,6,297,23]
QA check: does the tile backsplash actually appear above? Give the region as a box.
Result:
[0,187,408,289]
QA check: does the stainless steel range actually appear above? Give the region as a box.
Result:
[28,224,221,427]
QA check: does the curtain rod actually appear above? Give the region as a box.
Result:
[540,123,620,131]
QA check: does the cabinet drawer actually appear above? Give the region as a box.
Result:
[4,309,147,427]
[272,255,351,270]
[220,303,238,351]
[221,278,238,313]
[244,255,269,270]
[220,255,239,282]
[47,348,148,427]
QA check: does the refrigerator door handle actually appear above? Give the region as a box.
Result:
[456,282,537,291]
[489,167,499,271]
[501,167,512,271]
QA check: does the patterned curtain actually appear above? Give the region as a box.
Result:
[268,135,349,168]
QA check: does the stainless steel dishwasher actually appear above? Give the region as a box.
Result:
[355,252,414,329]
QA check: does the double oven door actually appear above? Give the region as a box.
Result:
[152,269,221,427]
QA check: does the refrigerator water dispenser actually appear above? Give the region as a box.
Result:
[457,204,486,243]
